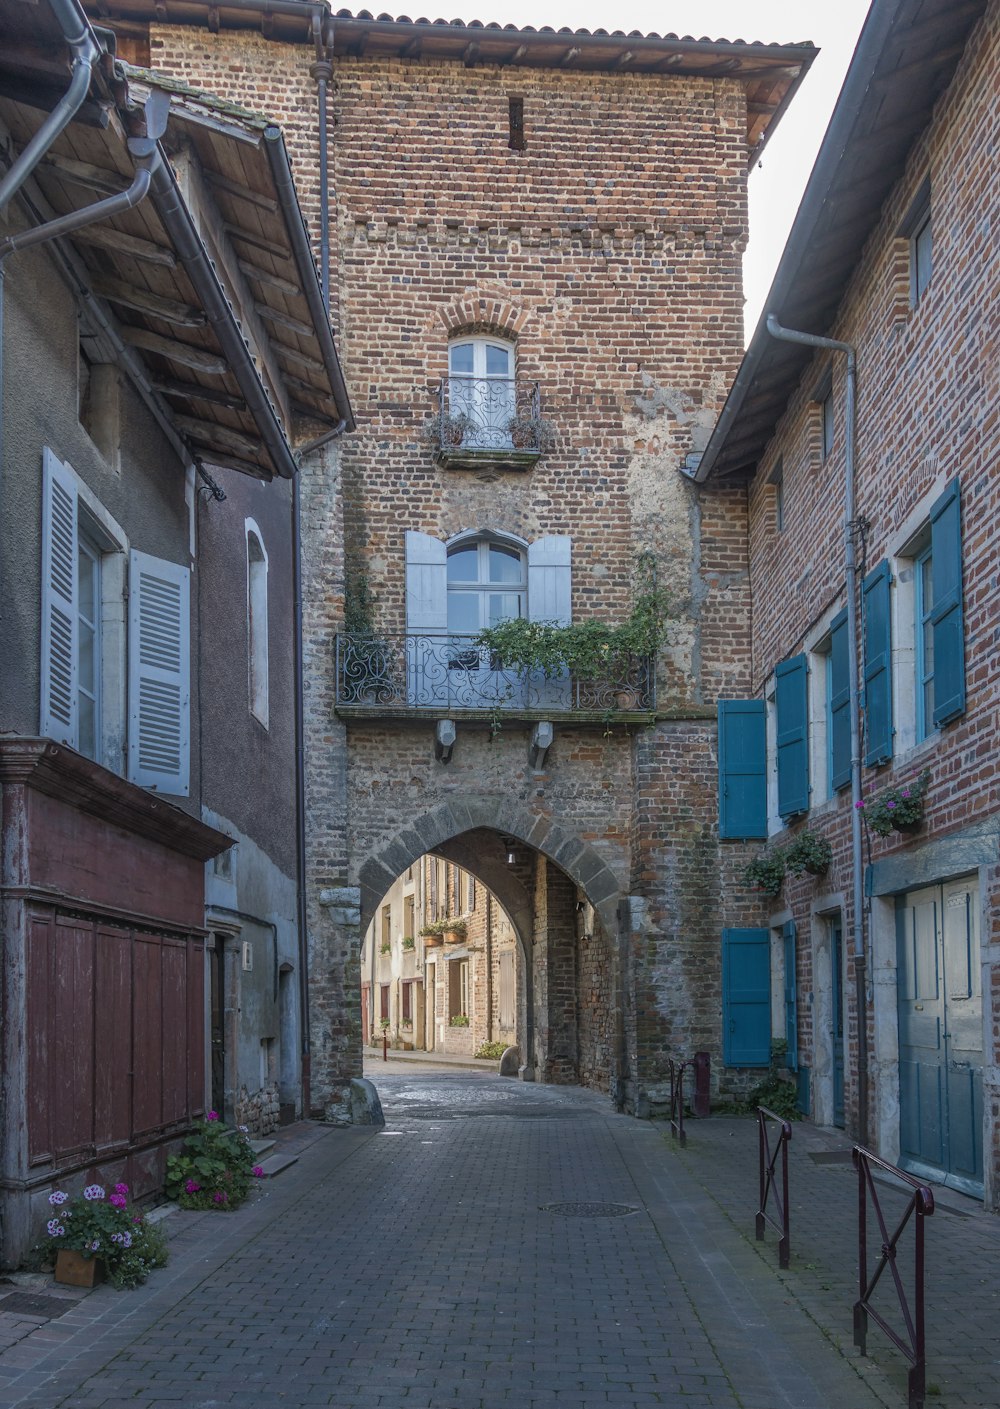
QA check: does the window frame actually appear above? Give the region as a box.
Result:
[446,535,528,634]
[246,520,269,729]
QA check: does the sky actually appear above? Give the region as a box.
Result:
[436,1,873,340]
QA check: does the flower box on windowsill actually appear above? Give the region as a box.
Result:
[436,444,541,473]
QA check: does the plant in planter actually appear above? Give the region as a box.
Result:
[741,847,786,897]
[858,768,931,838]
[165,1113,263,1212]
[506,413,556,451]
[45,1183,168,1289]
[402,936,415,951]
[450,1014,470,1027]
[785,830,833,878]
[380,942,391,954]
[474,1040,508,1060]
[420,917,468,942]
[379,1017,390,1032]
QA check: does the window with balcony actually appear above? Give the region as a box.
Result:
[437,335,543,467]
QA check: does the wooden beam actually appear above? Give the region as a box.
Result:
[463,42,480,66]
[91,274,207,328]
[238,260,301,297]
[560,47,582,68]
[282,371,328,401]
[151,377,247,412]
[122,326,228,375]
[38,151,130,196]
[223,222,294,262]
[71,225,177,267]
[401,37,422,58]
[275,344,327,376]
[197,449,272,481]
[612,51,634,70]
[511,44,527,62]
[204,168,280,214]
[256,305,315,338]
[174,414,262,460]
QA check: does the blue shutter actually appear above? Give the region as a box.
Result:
[722,928,771,1067]
[828,610,851,790]
[718,700,767,839]
[863,561,893,765]
[775,654,809,819]
[783,920,798,1071]
[929,478,965,726]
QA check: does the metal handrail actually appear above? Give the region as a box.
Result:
[668,1058,689,1145]
[852,1145,934,1409]
[755,1106,792,1268]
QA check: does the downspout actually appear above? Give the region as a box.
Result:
[765,314,868,1145]
[485,890,493,1042]
[311,8,332,315]
[0,0,100,212]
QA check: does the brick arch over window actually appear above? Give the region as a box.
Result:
[357,797,622,940]
[436,297,531,344]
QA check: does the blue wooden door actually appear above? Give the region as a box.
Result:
[831,918,845,1128]
[897,878,983,1195]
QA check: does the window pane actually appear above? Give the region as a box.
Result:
[447,546,478,582]
[488,544,522,583]
[447,592,479,633]
[449,343,474,375]
[488,592,522,625]
[79,623,95,693]
[485,343,511,377]
[78,548,95,619]
[79,694,96,760]
[914,217,932,299]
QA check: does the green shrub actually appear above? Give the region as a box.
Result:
[474,1041,508,1060]
[165,1114,263,1211]
[743,1041,800,1121]
[785,830,833,877]
[449,1014,470,1027]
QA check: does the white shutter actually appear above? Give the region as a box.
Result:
[40,449,79,746]
[128,550,190,795]
[404,530,447,634]
[528,535,572,625]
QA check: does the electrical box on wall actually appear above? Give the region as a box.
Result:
[242,940,253,972]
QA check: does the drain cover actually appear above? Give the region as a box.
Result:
[540,1202,638,1218]
[0,1292,76,1319]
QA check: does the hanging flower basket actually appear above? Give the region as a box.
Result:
[785,830,833,878]
[857,769,930,838]
[740,847,786,897]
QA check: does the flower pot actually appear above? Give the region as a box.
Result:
[422,934,443,948]
[894,819,922,834]
[443,929,465,944]
[55,1248,104,1288]
[804,861,829,876]
[614,688,640,710]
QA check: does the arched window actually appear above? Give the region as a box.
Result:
[448,335,515,446]
[246,522,269,727]
[446,536,526,635]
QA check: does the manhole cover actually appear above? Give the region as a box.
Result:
[0,1293,76,1319]
[540,1202,638,1218]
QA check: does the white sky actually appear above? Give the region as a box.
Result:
[446,2,873,341]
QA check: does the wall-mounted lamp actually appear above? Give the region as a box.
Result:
[501,836,517,866]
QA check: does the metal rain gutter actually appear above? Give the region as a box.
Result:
[147,151,300,479]
[262,122,354,430]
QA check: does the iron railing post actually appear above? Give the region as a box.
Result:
[755,1106,792,1269]
[668,1058,688,1145]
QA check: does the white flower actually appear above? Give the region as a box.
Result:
[48,1190,69,1206]
[46,1219,65,1236]
[83,1184,106,1201]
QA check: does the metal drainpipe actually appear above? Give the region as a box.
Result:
[311,8,333,316]
[485,890,493,1042]
[765,313,868,1145]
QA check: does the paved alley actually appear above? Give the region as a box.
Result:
[0,1071,993,1408]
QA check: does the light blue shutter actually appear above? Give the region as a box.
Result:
[128,551,190,795]
[718,700,767,839]
[40,450,79,747]
[863,561,893,765]
[775,654,809,819]
[783,919,798,1071]
[404,530,447,634]
[722,928,771,1067]
[828,610,851,790]
[528,536,571,708]
[929,478,965,726]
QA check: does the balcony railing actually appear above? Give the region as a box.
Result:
[435,376,543,468]
[334,633,655,717]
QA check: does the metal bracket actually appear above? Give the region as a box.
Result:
[529,720,553,771]
[435,718,456,764]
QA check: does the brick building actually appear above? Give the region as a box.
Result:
[698,0,998,1205]
[98,3,817,1120]
[361,856,520,1059]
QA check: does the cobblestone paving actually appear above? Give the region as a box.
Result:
[0,1075,952,1408]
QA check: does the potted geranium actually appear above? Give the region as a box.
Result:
[46,1182,168,1288]
[785,830,833,877]
[741,847,786,897]
[858,768,930,838]
[165,1112,264,1212]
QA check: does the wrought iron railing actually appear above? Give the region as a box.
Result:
[755,1105,792,1269]
[668,1058,689,1145]
[852,1145,935,1409]
[436,376,542,455]
[334,633,655,713]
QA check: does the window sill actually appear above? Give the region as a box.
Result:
[436,446,540,472]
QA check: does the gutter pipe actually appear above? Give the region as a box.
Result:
[765,314,868,1146]
[0,0,100,212]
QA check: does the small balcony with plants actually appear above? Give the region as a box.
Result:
[432,376,553,470]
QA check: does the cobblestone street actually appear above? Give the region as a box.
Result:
[0,1068,994,1408]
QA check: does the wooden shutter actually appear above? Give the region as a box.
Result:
[862,561,893,765]
[929,478,965,726]
[775,654,809,819]
[40,449,79,747]
[128,550,190,795]
[722,928,771,1067]
[717,700,767,839]
[783,920,798,1071]
[828,609,851,790]
[527,536,572,625]
[404,530,447,633]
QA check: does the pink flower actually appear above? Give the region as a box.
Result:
[212,1191,228,1205]
[109,1193,127,1209]
[185,1179,202,1194]
[114,1182,129,1195]
[854,800,864,810]
[902,789,911,799]
[252,1166,264,1179]
[206,1111,220,1122]
[886,800,896,810]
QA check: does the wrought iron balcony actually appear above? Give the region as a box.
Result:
[334,633,655,720]
[434,376,545,469]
